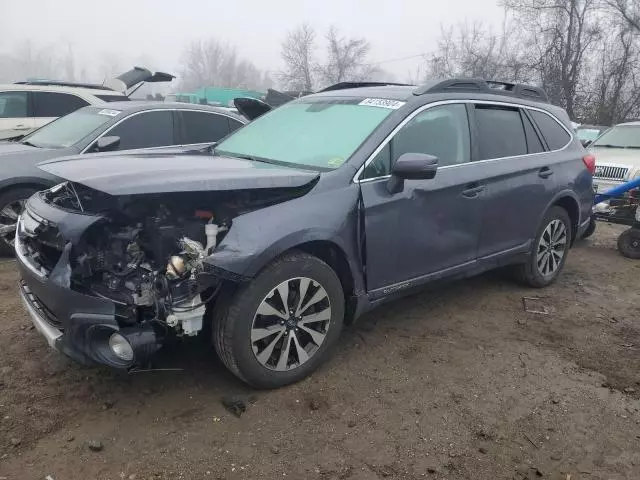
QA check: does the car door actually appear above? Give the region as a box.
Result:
[32,91,90,130]
[0,91,34,139]
[359,102,484,293]
[471,103,556,261]
[178,110,244,146]
[95,110,176,151]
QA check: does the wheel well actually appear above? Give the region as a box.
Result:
[295,241,355,297]
[553,196,579,244]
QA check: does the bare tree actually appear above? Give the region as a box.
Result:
[503,0,602,119]
[179,39,267,91]
[279,24,316,91]
[62,44,76,82]
[607,0,640,33]
[582,23,640,124]
[426,21,530,83]
[319,27,379,85]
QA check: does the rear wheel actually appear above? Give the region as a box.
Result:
[515,206,572,288]
[0,187,38,256]
[617,228,640,259]
[213,251,345,388]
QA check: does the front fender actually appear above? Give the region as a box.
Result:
[205,184,364,290]
[0,176,56,193]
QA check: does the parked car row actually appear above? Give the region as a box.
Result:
[11,77,595,388]
[0,67,174,140]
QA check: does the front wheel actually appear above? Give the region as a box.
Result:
[515,206,572,288]
[617,228,640,259]
[0,187,38,256]
[213,251,345,388]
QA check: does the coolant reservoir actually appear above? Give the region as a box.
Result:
[204,223,219,254]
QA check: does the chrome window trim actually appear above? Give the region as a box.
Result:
[353,99,574,183]
[80,108,244,154]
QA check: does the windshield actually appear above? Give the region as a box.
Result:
[577,128,602,143]
[22,107,118,149]
[215,99,395,170]
[592,125,640,148]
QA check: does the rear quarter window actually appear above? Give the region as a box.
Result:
[530,110,571,150]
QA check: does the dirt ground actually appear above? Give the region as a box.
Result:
[1,223,639,480]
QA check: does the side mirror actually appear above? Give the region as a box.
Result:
[387,153,439,194]
[94,136,120,152]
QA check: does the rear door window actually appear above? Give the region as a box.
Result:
[33,92,89,117]
[181,111,231,144]
[106,110,175,150]
[521,111,545,154]
[0,91,28,118]
[529,110,571,150]
[475,105,527,160]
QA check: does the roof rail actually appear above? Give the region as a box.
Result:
[14,80,115,91]
[319,81,413,92]
[413,78,549,103]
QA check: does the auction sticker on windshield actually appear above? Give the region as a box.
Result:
[98,109,121,117]
[359,98,405,110]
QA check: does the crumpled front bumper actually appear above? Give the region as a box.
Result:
[16,216,119,366]
[15,202,163,368]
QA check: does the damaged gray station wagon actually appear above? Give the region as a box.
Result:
[16,79,595,388]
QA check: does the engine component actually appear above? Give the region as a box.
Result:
[205,223,219,254]
[166,294,206,336]
[166,255,186,279]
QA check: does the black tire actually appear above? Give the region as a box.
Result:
[515,206,572,288]
[212,251,345,388]
[617,228,640,259]
[0,187,38,256]
[581,215,597,239]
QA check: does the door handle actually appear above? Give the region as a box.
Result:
[538,167,554,179]
[14,125,30,130]
[462,184,485,198]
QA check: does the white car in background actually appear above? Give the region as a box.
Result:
[0,67,174,140]
[590,121,640,194]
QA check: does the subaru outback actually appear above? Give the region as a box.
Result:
[16,78,594,388]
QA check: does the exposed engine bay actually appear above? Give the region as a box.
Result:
[24,181,307,341]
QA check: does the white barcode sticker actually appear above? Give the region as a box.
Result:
[359,98,405,110]
[97,109,121,116]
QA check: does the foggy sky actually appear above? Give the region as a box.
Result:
[2,0,503,82]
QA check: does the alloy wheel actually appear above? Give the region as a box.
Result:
[536,219,567,277]
[251,277,332,371]
[0,199,25,248]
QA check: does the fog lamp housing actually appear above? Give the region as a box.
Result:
[108,333,134,361]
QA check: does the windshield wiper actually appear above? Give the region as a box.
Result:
[21,140,41,148]
[215,149,276,165]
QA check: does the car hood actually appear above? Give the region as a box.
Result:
[0,141,43,155]
[38,152,320,196]
[0,141,65,165]
[590,147,640,167]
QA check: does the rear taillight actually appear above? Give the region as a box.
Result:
[582,154,596,175]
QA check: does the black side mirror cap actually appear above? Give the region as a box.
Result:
[386,153,439,194]
[95,136,121,152]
